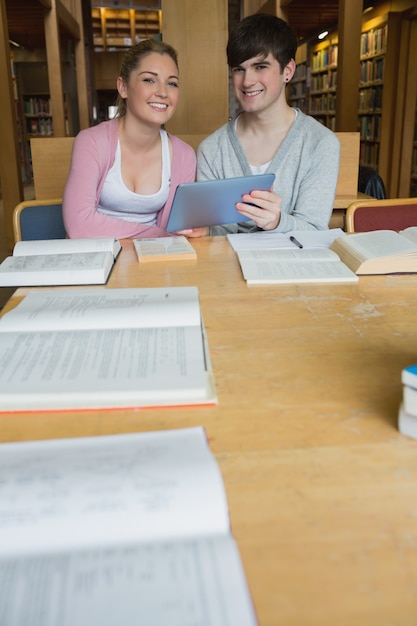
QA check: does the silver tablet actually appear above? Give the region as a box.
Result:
[166,174,276,232]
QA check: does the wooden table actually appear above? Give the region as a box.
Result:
[2,237,417,625]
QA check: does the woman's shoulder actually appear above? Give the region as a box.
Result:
[75,118,118,146]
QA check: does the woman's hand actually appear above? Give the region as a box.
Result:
[237,189,282,230]
[177,227,210,238]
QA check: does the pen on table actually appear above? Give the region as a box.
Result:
[289,236,303,249]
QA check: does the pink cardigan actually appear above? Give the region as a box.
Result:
[63,118,196,239]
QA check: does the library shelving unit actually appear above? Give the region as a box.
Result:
[412,112,417,197]
[91,4,162,122]
[357,19,388,168]
[308,35,338,131]
[23,95,53,138]
[10,52,31,184]
[91,5,161,51]
[288,42,308,113]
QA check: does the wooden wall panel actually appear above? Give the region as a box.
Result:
[162,0,228,142]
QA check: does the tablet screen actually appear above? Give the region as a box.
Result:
[166,174,276,232]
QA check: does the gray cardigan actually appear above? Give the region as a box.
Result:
[197,109,340,235]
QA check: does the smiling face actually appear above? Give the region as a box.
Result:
[117,52,180,125]
[231,52,294,116]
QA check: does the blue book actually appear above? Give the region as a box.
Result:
[402,364,417,389]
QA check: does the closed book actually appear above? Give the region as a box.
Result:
[401,363,417,389]
[398,403,417,440]
[402,384,417,418]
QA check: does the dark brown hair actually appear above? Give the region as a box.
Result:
[227,14,297,72]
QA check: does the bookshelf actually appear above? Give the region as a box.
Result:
[308,35,338,131]
[288,42,308,113]
[10,52,31,184]
[23,95,53,138]
[91,6,161,51]
[412,109,417,197]
[358,20,388,168]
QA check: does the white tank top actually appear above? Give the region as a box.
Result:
[97,129,171,224]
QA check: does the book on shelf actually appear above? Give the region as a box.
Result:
[133,235,196,262]
[0,286,216,412]
[227,229,358,285]
[330,228,417,275]
[0,238,121,287]
[0,426,257,626]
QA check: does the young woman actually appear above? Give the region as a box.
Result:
[63,39,196,239]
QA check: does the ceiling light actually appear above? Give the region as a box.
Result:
[318,30,329,40]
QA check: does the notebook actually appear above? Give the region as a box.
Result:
[166,173,276,232]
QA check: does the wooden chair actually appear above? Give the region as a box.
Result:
[345,197,417,233]
[30,137,74,199]
[13,199,66,242]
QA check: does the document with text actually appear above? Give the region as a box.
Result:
[0,286,217,411]
[0,427,257,626]
[0,238,121,286]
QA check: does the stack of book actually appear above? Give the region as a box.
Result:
[399,364,417,439]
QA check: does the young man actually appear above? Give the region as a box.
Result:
[190,13,340,236]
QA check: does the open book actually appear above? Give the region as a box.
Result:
[0,286,216,411]
[236,247,358,284]
[227,229,358,284]
[330,228,417,274]
[227,228,345,252]
[133,235,196,262]
[0,426,257,626]
[0,238,121,286]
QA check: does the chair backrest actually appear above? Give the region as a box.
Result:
[345,197,417,233]
[30,137,75,198]
[334,132,360,197]
[13,199,66,242]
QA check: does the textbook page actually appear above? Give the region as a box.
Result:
[237,248,358,284]
[400,227,417,244]
[330,230,417,274]
[0,288,216,410]
[0,239,122,287]
[0,427,257,626]
[0,251,114,287]
[12,237,121,257]
[0,286,201,333]
[0,536,257,626]
[227,228,345,252]
[0,428,229,555]
[133,235,196,262]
